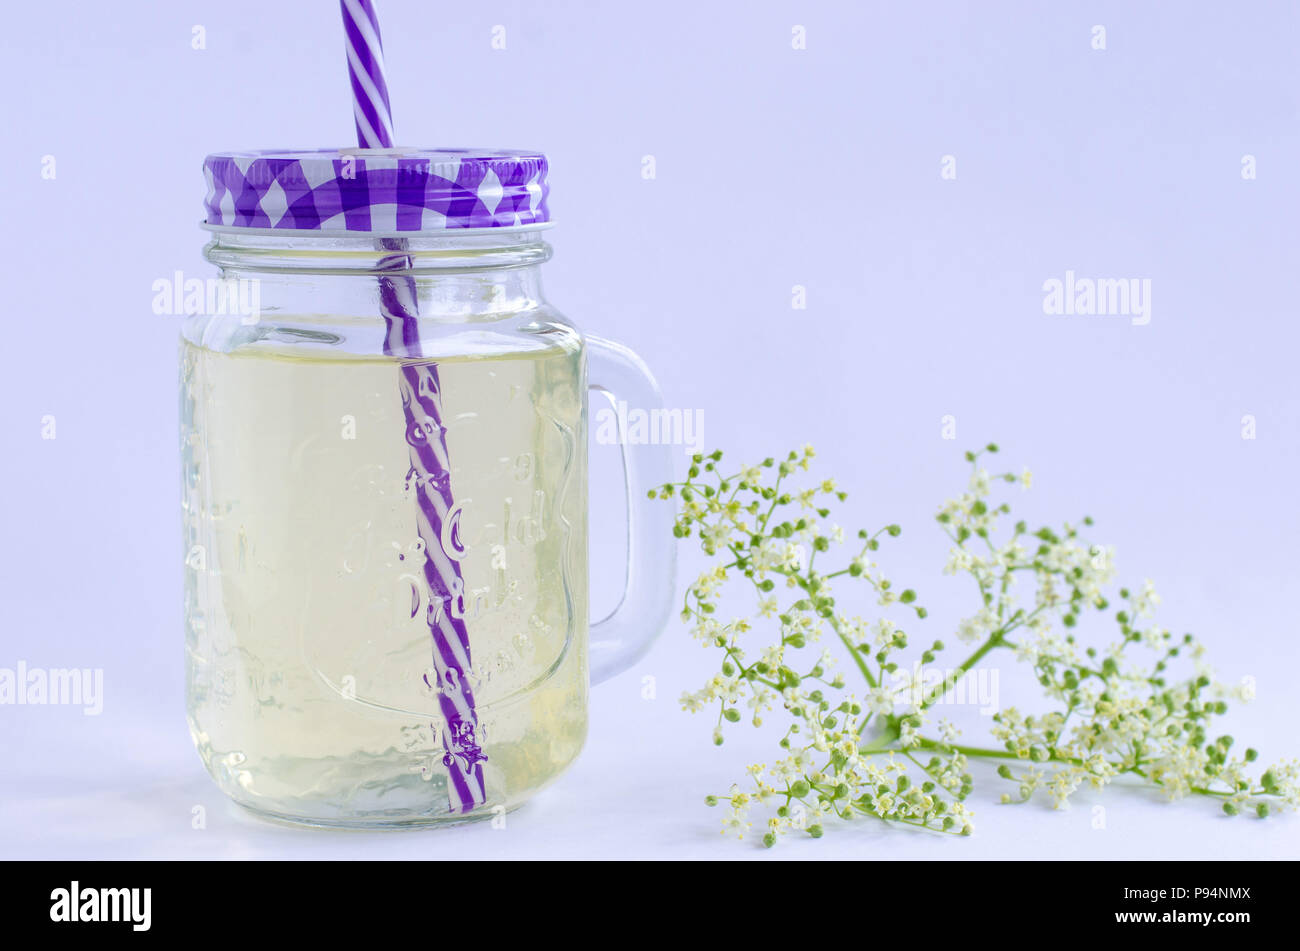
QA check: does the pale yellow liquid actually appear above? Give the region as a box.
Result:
[181,334,588,826]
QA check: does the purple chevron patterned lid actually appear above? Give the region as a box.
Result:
[202,148,550,233]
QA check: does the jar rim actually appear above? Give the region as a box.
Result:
[202,224,554,273]
[199,220,555,240]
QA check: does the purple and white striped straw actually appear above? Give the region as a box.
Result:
[341,0,487,813]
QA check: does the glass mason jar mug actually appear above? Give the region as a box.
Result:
[183,149,674,827]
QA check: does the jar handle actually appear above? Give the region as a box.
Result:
[585,335,678,685]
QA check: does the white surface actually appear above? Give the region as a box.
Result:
[4,633,1296,861]
[7,435,1296,860]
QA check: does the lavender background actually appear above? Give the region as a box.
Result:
[1,0,1298,858]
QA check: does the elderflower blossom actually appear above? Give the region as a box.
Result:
[660,443,1296,846]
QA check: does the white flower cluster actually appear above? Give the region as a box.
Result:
[665,443,1296,846]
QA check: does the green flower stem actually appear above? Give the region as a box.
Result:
[910,738,1279,805]
[829,612,879,690]
[918,632,1005,710]
[915,737,1023,761]
[859,722,901,754]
